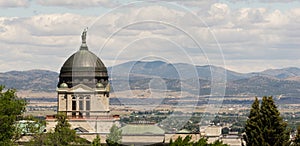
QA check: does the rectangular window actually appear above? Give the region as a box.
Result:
[86,112,90,117]
[72,101,76,110]
[86,101,90,110]
[79,101,83,110]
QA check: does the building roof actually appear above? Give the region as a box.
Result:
[74,127,89,133]
[60,49,106,72]
[204,126,222,137]
[121,124,165,135]
[16,120,45,135]
[57,29,108,88]
[177,129,191,134]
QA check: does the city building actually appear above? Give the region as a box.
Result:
[202,125,222,143]
[46,29,119,142]
[120,123,165,145]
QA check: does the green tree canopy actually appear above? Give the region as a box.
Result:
[92,134,102,146]
[169,135,193,146]
[260,96,290,146]
[28,113,89,146]
[48,113,77,145]
[169,135,228,146]
[106,124,122,146]
[244,97,265,146]
[0,85,26,145]
[244,96,290,146]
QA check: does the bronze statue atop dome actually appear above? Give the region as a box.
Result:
[81,27,88,43]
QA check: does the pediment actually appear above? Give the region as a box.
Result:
[69,84,94,93]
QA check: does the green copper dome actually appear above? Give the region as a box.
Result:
[60,83,68,88]
[96,82,104,88]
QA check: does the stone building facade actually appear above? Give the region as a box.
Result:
[46,29,118,142]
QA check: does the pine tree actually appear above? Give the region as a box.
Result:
[260,96,290,146]
[106,124,122,145]
[54,113,76,144]
[244,97,265,146]
[92,134,102,146]
[28,113,90,145]
[169,135,193,146]
[47,113,77,145]
[169,135,228,146]
[245,96,290,146]
[194,137,208,146]
[209,140,229,146]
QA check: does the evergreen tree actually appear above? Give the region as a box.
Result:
[48,113,77,145]
[208,140,229,146]
[169,135,228,146]
[106,124,122,145]
[169,135,193,146]
[0,85,26,145]
[92,134,102,146]
[193,137,208,146]
[245,96,290,146]
[244,97,265,146]
[260,96,290,146]
[28,113,89,146]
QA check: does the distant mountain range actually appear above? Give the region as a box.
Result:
[0,70,58,92]
[1,61,300,97]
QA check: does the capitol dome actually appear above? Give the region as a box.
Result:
[57,29,108,88]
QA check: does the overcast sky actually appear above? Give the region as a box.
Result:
[0,0,299,73]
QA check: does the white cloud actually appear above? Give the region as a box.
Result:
[0,1,300,73]
[0,0,29,8]
[165,0,219,9]
[0,14,96,72]
[0,13,95,46]
[36,0,119,8]
[228,0,298,3]
[225,59,300,73]
[208,3,230,20]
[253,0,297,3]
